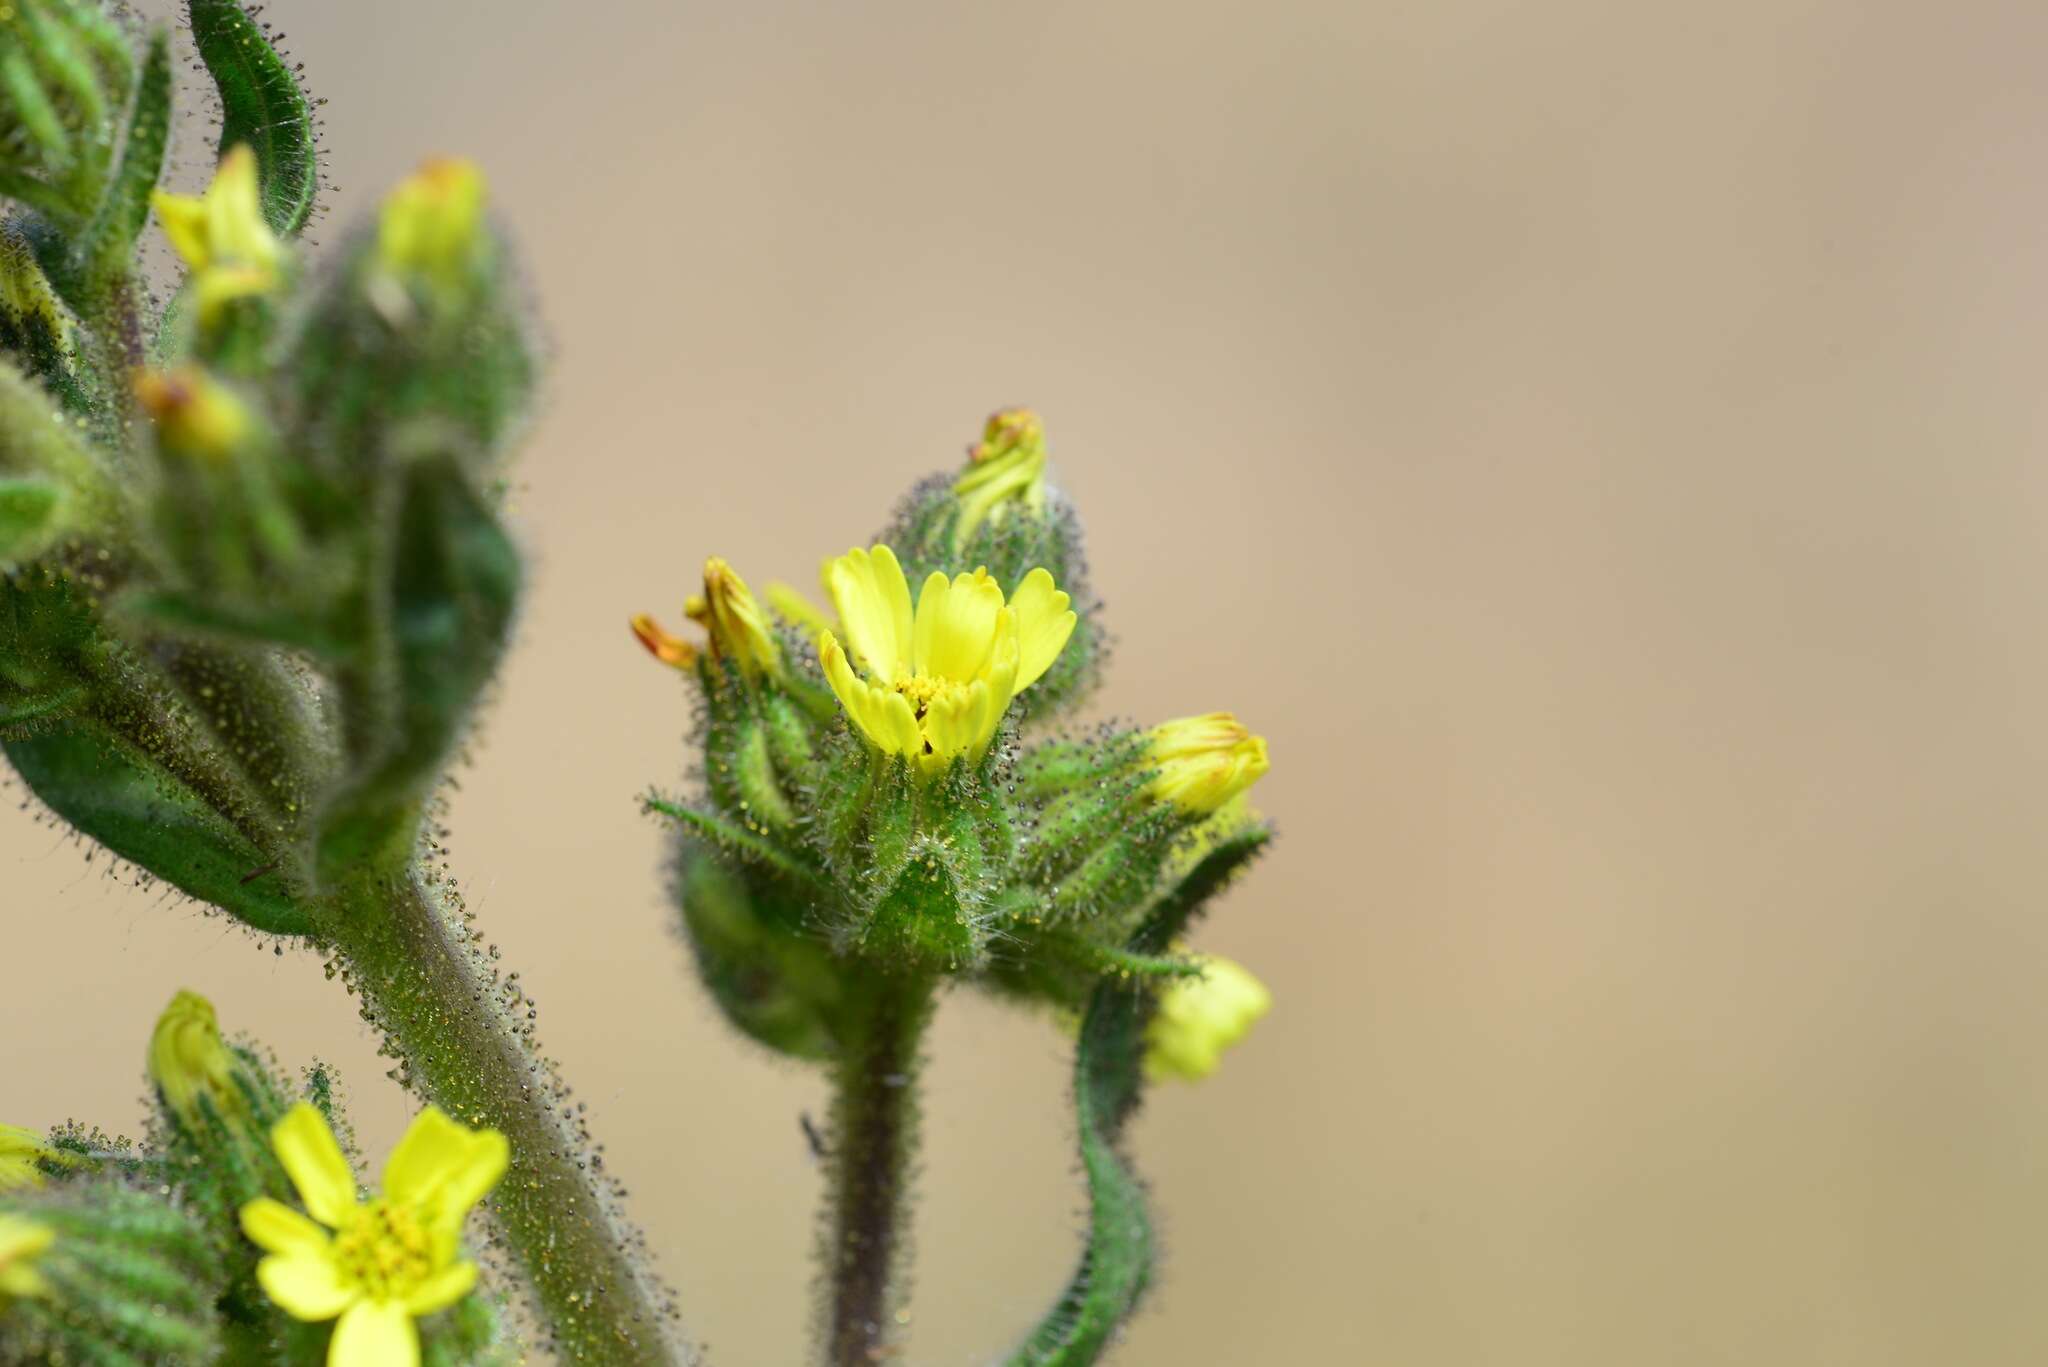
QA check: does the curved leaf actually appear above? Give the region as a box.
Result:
[1006,826,1270,1366]
[186,0,318,235]
[4,715,311,936]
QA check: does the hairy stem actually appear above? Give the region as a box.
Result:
[820,976,934,1367]
[329,873,686,1367]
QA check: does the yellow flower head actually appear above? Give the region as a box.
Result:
[819,545,1075,774]
[1145,712,1271,815]
[952,407,1047,549]
[1144,953,1272,1082]
[0,1124,65,1192]
[377,157,488,286]
[0,1215,54,1301]
[151,145,284,323]
[149,990,243,1126]
[631,557,782,682]
[133,366,255,459]
[241,1104,507,1367]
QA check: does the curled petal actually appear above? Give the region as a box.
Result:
[822,632,921,757]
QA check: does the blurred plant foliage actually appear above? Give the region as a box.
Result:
[0,3,1277,1365]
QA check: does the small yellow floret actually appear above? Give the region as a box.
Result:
[1144,953,1272,1081]
[241,1104,506,1367]
[148,989,243,1126]
[819,544,1075,774]
[151,145,283,324]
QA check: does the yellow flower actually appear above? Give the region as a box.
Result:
[1145,713,1271,815]
[240,1104,507,1367]
[0,1124,57,1192]
[952,407,1047,549]
[151,145,283,323]
[1144,954,1272,1081]
[0,1215,53,1301]
[631,557,782,681]
[377,157,488,285]
[133,366,255,459]
[819,544,1075,774]
[148,990,243,1126]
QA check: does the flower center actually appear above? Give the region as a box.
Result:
[332,1199,434,1300]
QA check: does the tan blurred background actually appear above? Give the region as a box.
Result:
[8,0,2048,1361]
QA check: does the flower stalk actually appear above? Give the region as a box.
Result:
[819,975,935,1367]
[327,874,685,1366]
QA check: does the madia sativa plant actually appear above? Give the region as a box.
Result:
[0,5,1276,1364]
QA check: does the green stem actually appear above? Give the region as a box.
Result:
[819,975,934,1367]
[328,873,686,1367]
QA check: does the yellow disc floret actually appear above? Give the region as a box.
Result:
[818,544,1075,774]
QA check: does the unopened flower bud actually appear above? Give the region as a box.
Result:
[1144,953,1272,1081]
[147,990,243,1127]
[952,406,1048,550]
[133,366,255,459]
[376,156,488,288]
[1145,712,1270,815]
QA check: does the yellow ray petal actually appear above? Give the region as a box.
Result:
[1006,568,1076,693]
[912,569,1003,682]
[256,1251,356,1321]
[330,1296,420,1367]
[822,632,921,757]
[824,545,912,680]
[239,1197,332,1258]
[271,1104,358,1229]
[403,1259,479,1316]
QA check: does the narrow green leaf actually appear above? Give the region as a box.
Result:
[78,26,170,277]
[185,0,318,235]
[1005,826,1271,1366]
[3,716,312,936]
[645,794,829,894]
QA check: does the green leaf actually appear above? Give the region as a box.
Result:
[77,26,170,278]
[0,476,65,563]
[314,451,517,882]
[3,716,311,936]
[1005,826,1270,1366]
[186,0,318,235]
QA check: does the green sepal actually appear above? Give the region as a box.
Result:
[186,0,318,235]
[0,476,65,564]
[315,448,518,883]
[0,1182,225,1366]
[3,714,310,934]
[1004,827,1270,1365]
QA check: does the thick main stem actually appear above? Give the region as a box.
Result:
[332,874,684,1366]
[821,976,935,1367]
